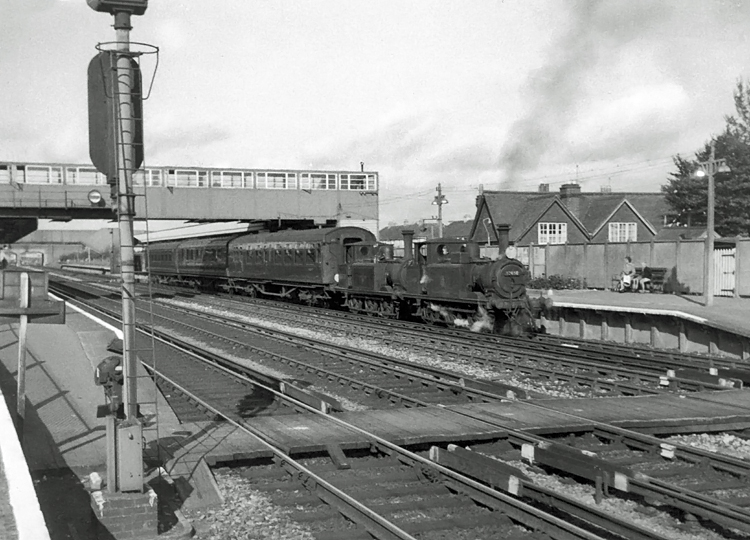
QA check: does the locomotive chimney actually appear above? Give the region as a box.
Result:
[495,224,510,255]
[402,229,414,259]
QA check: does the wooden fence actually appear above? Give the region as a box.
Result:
[516,238,750,297]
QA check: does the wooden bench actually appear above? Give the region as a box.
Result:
[641,267,667,292]
[611,267,668,292]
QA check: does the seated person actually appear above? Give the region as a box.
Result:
[619,256,636,291]
[637,263,652,292]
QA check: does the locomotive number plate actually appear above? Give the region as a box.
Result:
[504,270,521,276]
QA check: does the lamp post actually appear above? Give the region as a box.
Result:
[693,141,730,307]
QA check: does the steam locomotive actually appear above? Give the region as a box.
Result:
[145,225,544,335]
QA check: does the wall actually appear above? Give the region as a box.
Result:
[532,239,724,295]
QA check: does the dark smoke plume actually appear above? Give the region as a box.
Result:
[499,1,672,189]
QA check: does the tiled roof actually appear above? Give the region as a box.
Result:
[654,227,708,240]
[379,220,473,240]
[478,190,671,239]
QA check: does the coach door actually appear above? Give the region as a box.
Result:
[714,248,736,297]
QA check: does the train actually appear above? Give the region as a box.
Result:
[145,225,546,335]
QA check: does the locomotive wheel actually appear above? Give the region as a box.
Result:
[347,298,364,314]
[419,305,446,325]
[376,300,396,318]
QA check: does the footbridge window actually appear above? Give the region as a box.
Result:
[340,173,377,191]
[257,172,298,189]
[300,173,337,190]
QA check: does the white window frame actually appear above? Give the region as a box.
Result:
[300,172,337,190]
[538,222,567,245]
[25,166,62,184]
[66,167,104,185]
[608,222,637,242]
[210,170,247,188]
[340,173,377,191]
[257,171,298,190]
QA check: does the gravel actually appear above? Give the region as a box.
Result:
[158,298,593,398]
[492,457,749,540]
[666,433,750,460]
[183,469,316,540]
[160,298,750,538]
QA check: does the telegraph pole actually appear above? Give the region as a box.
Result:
[432,183,448,238]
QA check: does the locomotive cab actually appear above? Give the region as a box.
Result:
[426,240,480,265]
[338,242,393,291]
[421,239,481,300]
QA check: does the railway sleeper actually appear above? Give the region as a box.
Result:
[522,441,750,533]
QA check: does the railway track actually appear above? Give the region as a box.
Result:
[51,268,743,392]
[50,279,536,408]
[50,276,664,538]
[51,275,750,537]
[157,289,736,396]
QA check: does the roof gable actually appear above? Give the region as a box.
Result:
[591,199,658,236]
[516,198,590,241]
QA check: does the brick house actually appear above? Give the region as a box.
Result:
[468,183,674,247]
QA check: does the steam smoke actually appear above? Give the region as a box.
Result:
[453,305,493,333]
[499,1,672,189]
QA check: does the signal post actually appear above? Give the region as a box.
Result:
[86,1,158,538]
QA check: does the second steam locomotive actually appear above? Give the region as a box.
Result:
[146,225,544,335]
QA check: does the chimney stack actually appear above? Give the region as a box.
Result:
[402,229,414,259]
[559,183,581,217]
[495,224,510,254]
[538,183,549,192]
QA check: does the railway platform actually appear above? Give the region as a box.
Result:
[538,288,750,359]
[0,303,193,539]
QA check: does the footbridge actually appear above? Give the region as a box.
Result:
[0,161,380,243]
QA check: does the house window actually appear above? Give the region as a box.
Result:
[608,222,637,242]
[538,223,567,245]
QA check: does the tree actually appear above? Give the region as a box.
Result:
[662,80,750,236]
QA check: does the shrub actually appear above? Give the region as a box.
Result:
[528,275,584,290]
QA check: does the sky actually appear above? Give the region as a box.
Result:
[2,0,750,229]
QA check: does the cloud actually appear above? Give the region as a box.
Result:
[498,1,675,188]
[565,84,690,162]
[303,109,443,170]
[147,115,233,162]
[426,142,498,174]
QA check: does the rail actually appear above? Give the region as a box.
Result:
[59,264,110,274]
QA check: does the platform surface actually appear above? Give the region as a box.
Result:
[543,289,750,338]
[0,304,185,474]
